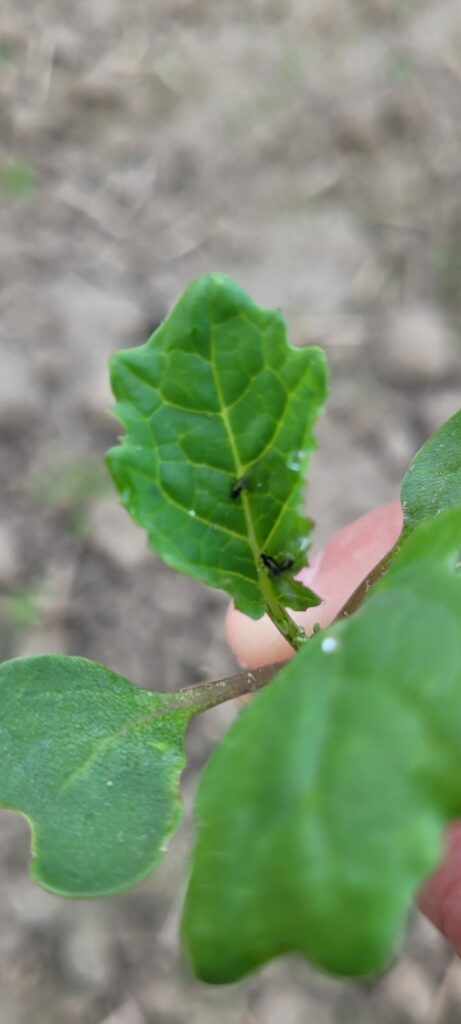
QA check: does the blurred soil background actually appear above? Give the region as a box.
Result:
[0,0,461,1021]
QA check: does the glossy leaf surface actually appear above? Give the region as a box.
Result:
[107,274,328,618]
[401,408,461,534]
[183,508,461,982]
[0,656,191,896]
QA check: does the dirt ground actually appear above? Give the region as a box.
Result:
[0,1,461,1021]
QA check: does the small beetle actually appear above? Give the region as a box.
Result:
[260,552,294,578]
[230,475,250,499]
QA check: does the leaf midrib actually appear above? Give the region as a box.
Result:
[208,318,263,584]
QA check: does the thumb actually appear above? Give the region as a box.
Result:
[418,825,461,954]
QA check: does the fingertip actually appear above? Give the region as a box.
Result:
[418,823,461,953]
[224,602,293,668]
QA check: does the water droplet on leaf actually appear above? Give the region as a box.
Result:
[321,636,338,653]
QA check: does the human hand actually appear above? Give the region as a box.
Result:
[226,501,461,955]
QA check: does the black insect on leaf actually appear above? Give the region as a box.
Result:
[261,552,295,578]
[230,475,250,500]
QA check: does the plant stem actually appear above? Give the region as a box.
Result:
[265,601,307,651]
[260,573,308,651]
[337,544,397,619]
[172,543,400,718]
[172,661,284,716]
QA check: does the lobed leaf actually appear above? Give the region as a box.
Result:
[401,408,461,535]
[106,274,327,618]
[342,408,461,611]
[0,656,193,896]
[182,508,461,982]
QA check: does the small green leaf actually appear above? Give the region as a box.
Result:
[107,274,328,619]
[272,573,321,612]
[0,656,192,896]
[401,408,461,535]
[182,508,461,982]
[0,39,18,65]
[341,408,461,614]
[1,588,42,629]
[0,160,37,198]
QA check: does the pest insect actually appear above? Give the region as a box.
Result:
[230,475,250,499]
[260,553,294,578]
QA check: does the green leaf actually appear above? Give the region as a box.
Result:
[0,656,193,897]
[107,274,328,619]
[182,508,461,982]
[401,408,461,535]
[0,160,37,198]
[272,574,321,612]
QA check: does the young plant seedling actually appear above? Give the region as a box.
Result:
[0,274,460,984]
